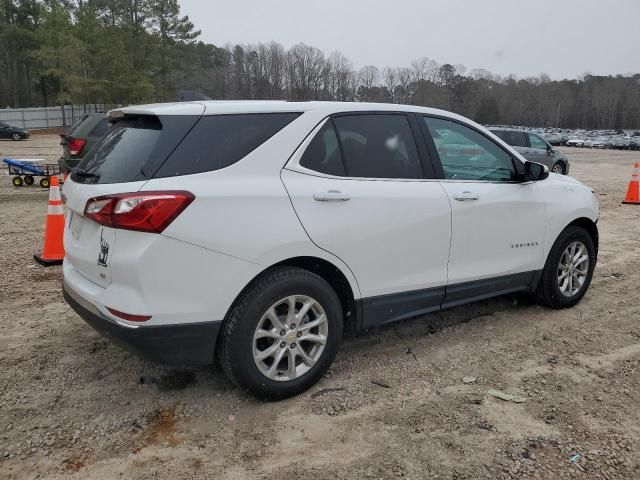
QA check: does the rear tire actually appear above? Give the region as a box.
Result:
[24,175,34,185]
[535,226,595,309]
[217,267,343,400]
[39,177,50,189]
[12,176,23,187]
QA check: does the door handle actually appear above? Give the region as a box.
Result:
[453,191,479,201]
[313,190,350,202]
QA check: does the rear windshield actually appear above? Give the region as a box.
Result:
[71,115,200,184]
[88,118,111,137]
[154,113,300,177]
[72,113,299,184]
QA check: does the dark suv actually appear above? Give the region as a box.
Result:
[489,128,570,175]
[59,114,110,173]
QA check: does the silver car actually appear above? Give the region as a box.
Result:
[489,128,570,174]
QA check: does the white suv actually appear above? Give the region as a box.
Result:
[62,101,599,399]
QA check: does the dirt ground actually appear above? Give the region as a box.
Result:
[1,137,639,480]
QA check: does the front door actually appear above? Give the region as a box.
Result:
[420,116,547,304]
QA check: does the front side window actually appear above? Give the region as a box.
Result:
[423,117,517,182]
[332,114,422,179]
[528,133,548,150]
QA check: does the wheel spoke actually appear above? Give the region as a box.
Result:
[559,276,569,293]
[574,254,588,267]
[266,347,287,379]
[254,328,280,340]
[299,314,326,332]
[295,345,314,366]
[255,342,280,361]
[264,306,286,331]
[286,349,297,379]
[295,300,314,323]
[285,296,297,326]
[299,333,327,345]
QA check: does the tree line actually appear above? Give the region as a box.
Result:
[2,0,639,129]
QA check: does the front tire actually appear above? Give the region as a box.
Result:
[217,267,343,400]
[551,162,565,174]
[11,132,21,141]
[536,226,596,309]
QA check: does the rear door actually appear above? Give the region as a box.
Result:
[420,116,546,302]
[282,113,452,325]
[526,132,552,167]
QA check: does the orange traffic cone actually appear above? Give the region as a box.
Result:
[34,176,65,266]
[622,162,640,205]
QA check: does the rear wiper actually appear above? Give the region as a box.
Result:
[72,168,101,179]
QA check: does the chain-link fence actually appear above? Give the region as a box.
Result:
[0,104,120,130]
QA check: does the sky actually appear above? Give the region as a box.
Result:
[179,0,640,80]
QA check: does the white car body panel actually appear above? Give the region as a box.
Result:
[63,101,598,340]
[439,181,546,284]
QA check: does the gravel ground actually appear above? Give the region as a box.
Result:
[1,137,639,480]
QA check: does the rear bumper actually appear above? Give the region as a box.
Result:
[63,282,221,365]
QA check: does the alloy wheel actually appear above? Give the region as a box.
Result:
[557,241,589,297]
[253,295,328,382]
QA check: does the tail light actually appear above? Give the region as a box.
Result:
[68,138,87,156]
[84,191,194,233]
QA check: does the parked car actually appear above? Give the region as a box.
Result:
[544,133,564,146]
[0,121,30,140]
[489,128,570,174]
[611,136,631,150]
[62,102,599,399]
[566,137,586,147]
[58,113,111,173]
[590,137,611,149]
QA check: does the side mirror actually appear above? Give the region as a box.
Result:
[525,161,549,181]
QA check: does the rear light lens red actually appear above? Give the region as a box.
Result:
[68,138,87,156]
[106,307,151,322]
[84,191,194,233]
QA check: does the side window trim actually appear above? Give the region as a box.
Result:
[407,113,437,179]
[293,111,436,181]
[419,114,525,182]
[329,117,350,176]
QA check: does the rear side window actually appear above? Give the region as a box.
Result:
[155,113,300,177]
[492,130,527,147]
[332,114,422,179]
[299,121,346,176]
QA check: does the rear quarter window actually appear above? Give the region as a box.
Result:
[154,113,300,177]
